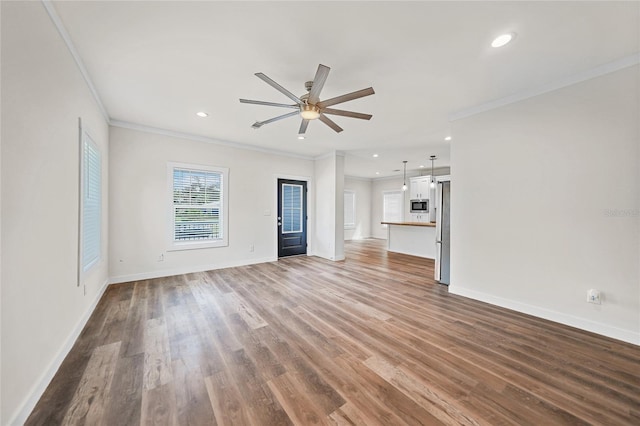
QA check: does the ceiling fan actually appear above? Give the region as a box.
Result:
[240,64,374,134]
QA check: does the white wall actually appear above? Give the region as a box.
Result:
[344,177,372,240]
[1,2,110,423]
[450,66,640,344]
[109,126,315,282]
[314,152,344,260]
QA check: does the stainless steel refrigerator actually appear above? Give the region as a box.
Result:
[435,180,450,285]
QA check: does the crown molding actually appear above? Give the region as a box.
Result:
[344,175,373,182]
[41,0,109,121]
[109,120,315,161]
[314,150,346,161]
[372,174,406,182]
[450,53,640,122]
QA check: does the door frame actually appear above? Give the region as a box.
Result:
[435,175,451,284]
[273,174,312,259]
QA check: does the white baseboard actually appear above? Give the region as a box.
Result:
[448,285,640,346]
[9,278,110,426]
[109,256,277,284]
[387,247,435,260]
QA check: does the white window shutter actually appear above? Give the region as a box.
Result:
[80,129,101,273]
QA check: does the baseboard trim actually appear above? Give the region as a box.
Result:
[8,277,110,426]
[448,285,640,346]
[387,248,435,260]
[109,256,277,284]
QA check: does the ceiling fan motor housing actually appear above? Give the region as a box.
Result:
[304,80,314,92]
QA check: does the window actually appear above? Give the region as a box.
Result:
[383,190,403,226]
[169,162,229,250]
[344,190,356,230]
[79,125,101,276]
[282,183,303,233]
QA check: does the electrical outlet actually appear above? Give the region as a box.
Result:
[587,289,601,304]
[158,253,164,262]
[249,244,254,252]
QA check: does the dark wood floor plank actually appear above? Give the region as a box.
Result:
[142,317,173,391]
[61,341,121,425]
[204,371,250,426]
[172,358,217,425]
[102,352,144,426]
[26,239,640,425]
[363,354,480,426]
[267,372,330,425]
[140,382,177,425]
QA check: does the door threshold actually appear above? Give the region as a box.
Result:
[278,253,308,259]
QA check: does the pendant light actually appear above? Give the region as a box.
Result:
[429,155,437,188]
[401,160,408,191]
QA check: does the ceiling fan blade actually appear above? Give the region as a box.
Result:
[299,119,309,134]
[321,108,372,120]
[240,99,299,109]
[255,73,303,105]
[317,87,375,108]
[319,114,343,133]
[251,110,299,128]
[307,64,330,105]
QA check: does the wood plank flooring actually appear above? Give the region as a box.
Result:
[27,239,640,425]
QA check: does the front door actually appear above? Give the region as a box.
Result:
[277,179,307,257]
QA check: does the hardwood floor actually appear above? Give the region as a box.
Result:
[27,239,640,425]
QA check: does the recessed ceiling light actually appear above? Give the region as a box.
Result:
[375,172,380,175]
[373,154,379,158]
[491,33,515,48]
[297,135,305,140]
[444,136,452,141]
[419,165,425,168]
[196,111,209,117]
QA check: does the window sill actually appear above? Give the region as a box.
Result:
[168,239,228,251]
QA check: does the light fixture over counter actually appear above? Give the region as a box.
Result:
[430,155,437,188]
[402,160,408,191]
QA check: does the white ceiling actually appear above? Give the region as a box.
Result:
[51,1,639,178]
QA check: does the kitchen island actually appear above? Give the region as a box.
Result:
[381,221,436,259]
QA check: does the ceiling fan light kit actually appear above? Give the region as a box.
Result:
[300,104,321,120]
[240,64,374,135]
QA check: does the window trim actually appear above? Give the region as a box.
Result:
[344,189,356,230]
[167,162,229,251]
[78,120,102,284]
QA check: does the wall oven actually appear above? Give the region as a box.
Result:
[410,199,429,213]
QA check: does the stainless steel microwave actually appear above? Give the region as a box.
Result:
[410,199,429,213]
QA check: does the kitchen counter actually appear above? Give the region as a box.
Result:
[382,221,436,259]
[381,221,436,227]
